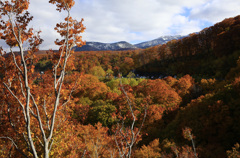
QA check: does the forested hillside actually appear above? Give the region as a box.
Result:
[1,1,240,156]
[135,15,240,79]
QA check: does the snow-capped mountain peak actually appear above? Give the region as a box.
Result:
[134,35,185,49]
[73,35,186,51]
[73,41,138,51]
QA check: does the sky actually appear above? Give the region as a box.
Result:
[1,0,240,50]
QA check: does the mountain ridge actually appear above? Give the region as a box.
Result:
[134,35,185,49]
[73,35,185,51]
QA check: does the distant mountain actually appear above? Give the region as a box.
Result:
[73,41,138,51]
[134,35,185,49]
[73,35,186,51]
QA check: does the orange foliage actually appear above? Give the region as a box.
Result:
[173,74,195,97]
[73,74,109,100]
[146,104,165,124]
[135,139,161,158]
[164,76,177,87]
[227,143,240,158]
[136,79,181,110]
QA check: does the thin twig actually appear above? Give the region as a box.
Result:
[0,137,28,158]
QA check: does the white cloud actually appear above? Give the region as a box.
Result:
[1,0,240,50]
[168,15,202,35]
[73,0,209,43]
[190,0,240,23]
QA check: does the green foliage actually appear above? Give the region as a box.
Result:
[126,71,135,78]
[87,100,116,127]
[106,68,114,80]
[35,57,53,72]
[77,97,93,106]
[106,78,144,92]
[106,79,120,90]
[89,66,106,78]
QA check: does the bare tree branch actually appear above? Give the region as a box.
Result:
[17,72,26,99]
[10,47,23,77]
[0,137,28,158]
[3,82,27,122]
[114,77,148,158]
[41,99,50,131]
[30,94,47,142]
[36,136,44,147]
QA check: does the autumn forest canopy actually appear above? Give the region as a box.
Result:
[1,0,240,158]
